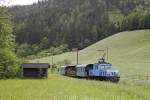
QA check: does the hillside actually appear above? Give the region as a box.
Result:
[32,30,150,76]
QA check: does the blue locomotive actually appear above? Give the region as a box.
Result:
[88,58,120,81]
[59,58,120,82]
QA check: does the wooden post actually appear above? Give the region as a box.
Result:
[46,69,48,78]
[51,53,54,73]
[77,49,79,65]
[72,48,79,65]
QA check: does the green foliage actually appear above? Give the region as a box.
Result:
[40,37,49,49]
[38,44,69,57]
[0,49,19,78]
[9,0,116,51]
[120,9,150,31]
[16,43,40,57]
[0,7,19,78]
[9,0,150,57]
[19,44,69,60]
[50,44,69,55]
[57,59,71,66]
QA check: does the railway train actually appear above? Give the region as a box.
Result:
[59,58,120,82]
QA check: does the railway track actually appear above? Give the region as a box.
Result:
[120,77,150,84]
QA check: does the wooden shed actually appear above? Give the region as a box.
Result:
[21,63,50,78]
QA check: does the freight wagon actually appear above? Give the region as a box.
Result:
[66,65,76,77]
[59,66,67,75]
[76,64,93,77]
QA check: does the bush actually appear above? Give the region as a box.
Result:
[16,43,40,57]
[57,59,71,67]
[0,48,20,78]
[48,44,69,55]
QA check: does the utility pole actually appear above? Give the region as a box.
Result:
[51,53,53,67]
[51,52,54,73]
[77,49,78,65]
[47,52,54,72]
[72,48,79,65]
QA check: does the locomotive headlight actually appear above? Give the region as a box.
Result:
[114,71,119,76]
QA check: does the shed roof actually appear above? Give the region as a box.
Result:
[22,63,50,68]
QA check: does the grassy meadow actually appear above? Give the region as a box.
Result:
[32,30,150,76]
[0,74,149,100]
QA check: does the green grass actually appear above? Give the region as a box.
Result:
[0,30,150,100]
[0,74,149,100]
[32,30,150,76]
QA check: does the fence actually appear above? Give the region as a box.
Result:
[121,74,150,83]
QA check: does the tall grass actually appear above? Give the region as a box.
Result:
[0,74,149,100]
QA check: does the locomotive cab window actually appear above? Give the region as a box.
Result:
[94,64,99,70]
[100,65,105,70]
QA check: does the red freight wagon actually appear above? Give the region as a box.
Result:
[66,65,76,77]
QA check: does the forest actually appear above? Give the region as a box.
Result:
[10,0,150,57]
[0,0,150,78]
